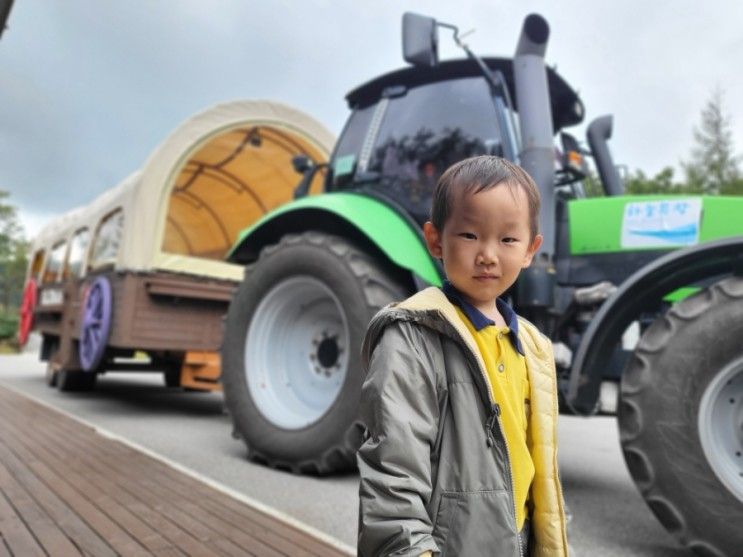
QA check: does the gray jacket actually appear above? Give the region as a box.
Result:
[357,287,568,557]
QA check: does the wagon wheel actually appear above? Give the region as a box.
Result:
[78,276,113,372]
[17,278,37,347]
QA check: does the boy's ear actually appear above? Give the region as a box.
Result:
[522,233,543,268]
[423,221,443,259]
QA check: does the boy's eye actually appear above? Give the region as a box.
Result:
[458,232,477,240]
[502,237,518,244]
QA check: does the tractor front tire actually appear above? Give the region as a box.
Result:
[221,232,407,474]
[619,276,743,556]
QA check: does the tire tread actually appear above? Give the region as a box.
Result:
[620,276,743,555]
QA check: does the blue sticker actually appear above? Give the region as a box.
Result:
[333,154,356,177]
[621,199,702,248]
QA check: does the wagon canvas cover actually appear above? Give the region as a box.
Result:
[33,100,335,281]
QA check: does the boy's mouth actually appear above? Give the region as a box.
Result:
[473,274,500,280]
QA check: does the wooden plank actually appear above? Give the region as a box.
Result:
[0,407,214,557]
[42,422,323,557]
[0,396,238,557]
[0,437,115,557]
[70,429,344,557]
[126,500,223,557]
[19,418,255,557]
[0,458,81,557]
[144,277,234,302]
[32,409,337,557]
[0,413,147,556]
[132,455,348,556]
[0,490,45,557]
[0,537,13,557]
[0,442,145,557]
[0,387,350,557]
[56,420,345,556]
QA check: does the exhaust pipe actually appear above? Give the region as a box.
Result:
[514,14,555,259]
[587,115,624,196]
[513,14,555,313]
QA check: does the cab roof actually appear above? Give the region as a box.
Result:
[345,57,584,131]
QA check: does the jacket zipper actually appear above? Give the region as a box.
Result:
[486,403,524,557]
[460,341,524,557]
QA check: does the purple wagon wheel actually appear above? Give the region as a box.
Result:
[79,276,113,372]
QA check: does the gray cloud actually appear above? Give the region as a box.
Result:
[1,0,742,236]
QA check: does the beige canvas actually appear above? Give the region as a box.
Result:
[31,100,335,281]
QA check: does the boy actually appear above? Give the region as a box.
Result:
[357,156,568,556]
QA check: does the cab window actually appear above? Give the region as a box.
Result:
[329,104,376,188]
[90,210,124,269]
[367,77,503,224]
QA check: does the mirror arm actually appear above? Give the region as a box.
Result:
[293,163,328,199]
[439,22,521,153]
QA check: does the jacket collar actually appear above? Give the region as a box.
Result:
[441,280,525,356]
[364,287,553,385]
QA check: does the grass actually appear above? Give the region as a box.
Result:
[0,339,20,354]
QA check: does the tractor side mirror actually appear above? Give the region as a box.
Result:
[402,12,438,67]
[1,0,14,40]
[292,155,312,175]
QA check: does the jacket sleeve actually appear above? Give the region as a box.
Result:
[357,322,442,557]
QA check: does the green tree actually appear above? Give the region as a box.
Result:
[623,166,691,195]
[682,88,742,195]
[581,172,604,197]
[0,190,28,312]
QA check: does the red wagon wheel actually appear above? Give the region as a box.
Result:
[17,278,38,347]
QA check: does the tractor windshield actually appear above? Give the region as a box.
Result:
[332,76,507,225]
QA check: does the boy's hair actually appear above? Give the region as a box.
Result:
[430,155,541,240]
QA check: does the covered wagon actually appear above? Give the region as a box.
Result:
[22,100,334,390]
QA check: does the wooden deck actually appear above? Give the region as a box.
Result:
[0,386,351,556]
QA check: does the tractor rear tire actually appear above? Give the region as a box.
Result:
[221,232,408,474]
[619,276,743,556]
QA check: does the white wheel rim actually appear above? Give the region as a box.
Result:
[698,355,743,503]
[245,276,350,430]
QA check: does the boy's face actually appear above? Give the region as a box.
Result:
[423,183,543,317]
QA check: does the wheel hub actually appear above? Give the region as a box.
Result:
[245,276,350,430]
[698,355,743,503]
[312,331,343,376]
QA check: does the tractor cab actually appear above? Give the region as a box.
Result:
[327,57,585,227]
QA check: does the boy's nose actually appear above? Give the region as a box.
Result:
[477,250,498,266]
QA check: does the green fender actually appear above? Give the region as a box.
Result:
[227,192,443,287]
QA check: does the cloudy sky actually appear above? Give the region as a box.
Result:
[1,0,742,237]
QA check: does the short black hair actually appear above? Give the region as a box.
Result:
[430,155,541,239]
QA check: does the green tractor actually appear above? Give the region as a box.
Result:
[221,13,743,554]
